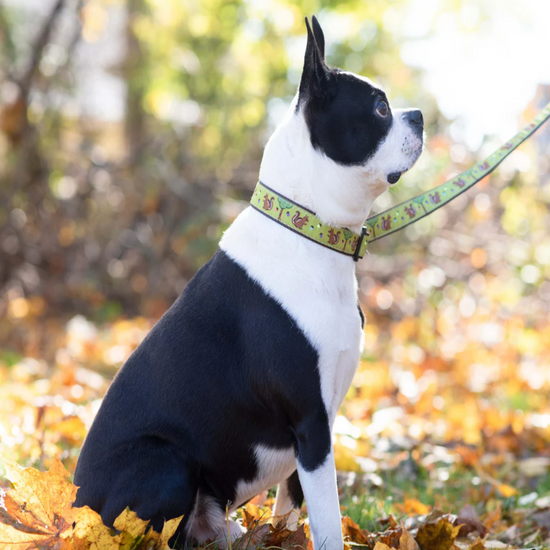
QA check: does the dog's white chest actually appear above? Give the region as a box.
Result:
[220,207,363,421]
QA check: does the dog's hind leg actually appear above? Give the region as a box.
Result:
[274,470,303,529]
[79,438,199,548]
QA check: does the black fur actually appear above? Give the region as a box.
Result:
[74,250,330,544]
[286,470,305,509]
[357,303,365,329]
[299,16,393,166]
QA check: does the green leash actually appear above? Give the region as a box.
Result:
[251,101,550,261]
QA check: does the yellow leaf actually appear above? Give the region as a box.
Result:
[154,515,184,549]
[496,484,517,498]
[72,505,118,550]
[113,507,150,538]
[2,457,77,531]
[374,542,394,550]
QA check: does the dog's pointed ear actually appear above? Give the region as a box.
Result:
[311,15,325,59]
[299,16,334,104]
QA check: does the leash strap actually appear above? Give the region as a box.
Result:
[250,101,550,260]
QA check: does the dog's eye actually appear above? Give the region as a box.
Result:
[376,100,389,117]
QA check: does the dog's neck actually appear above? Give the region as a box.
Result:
[258,97,389,234]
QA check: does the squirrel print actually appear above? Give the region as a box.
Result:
[328,228,340,245]
[292,211,309,230]
[263,194,274,210]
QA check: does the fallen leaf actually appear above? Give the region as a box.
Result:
[72,505,117,549]
[404,499,431,516]
[467,536,487,550]
[0,458,182,550]
[342,515,370,545]
[416,517,461,550]
[495,484,517,498]
[454,518,486,538]
[0,457,77,548]
[399,523,420,550]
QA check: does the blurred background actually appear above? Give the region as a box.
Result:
[1,0,550,540]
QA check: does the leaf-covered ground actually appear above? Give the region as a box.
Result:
[1,301,549,549]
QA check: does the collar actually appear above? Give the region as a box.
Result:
[250,181,370,261]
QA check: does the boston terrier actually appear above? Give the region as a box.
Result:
[74,16,424,550]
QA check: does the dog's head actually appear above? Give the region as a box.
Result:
[299,16,423,185]
[260,16,424,232]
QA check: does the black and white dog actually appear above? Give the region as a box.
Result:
[74,17,424,550]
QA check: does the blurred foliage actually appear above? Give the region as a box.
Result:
[0,0,437,327]
[1,0,550,548]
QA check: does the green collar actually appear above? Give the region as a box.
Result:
[250,101,550,261]
[250,182,369,260]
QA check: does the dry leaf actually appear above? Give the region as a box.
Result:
[342,515,370,545]
[0,458,182,550]
[399,523,420,550]
[416,517,461,550]
[467,536,487,550]
[0,457,77,548]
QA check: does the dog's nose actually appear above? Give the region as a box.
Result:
[403,109,423,127]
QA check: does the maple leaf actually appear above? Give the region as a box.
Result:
[72,506,182,550]
[399,523,420,550]
[0,457,77,548]
[416,516,461,550]
[0,458,182,550]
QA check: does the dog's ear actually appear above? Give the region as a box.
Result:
[299,16,334,104]
[311,15,325,59]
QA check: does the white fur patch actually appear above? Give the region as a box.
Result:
[233,445,296,512]
[187,491,225,543]
[364,108,424,181]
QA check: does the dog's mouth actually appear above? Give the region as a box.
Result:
[387,172,402,185]
[386,140,424,185]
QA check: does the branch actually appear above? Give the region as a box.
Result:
[0,6,16,79]
[19,0,65,98]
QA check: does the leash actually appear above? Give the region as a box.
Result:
[251,101,550,261]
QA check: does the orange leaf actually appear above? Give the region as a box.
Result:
[403,498,431,516]
[342,515,370,545]
[399,523,420,550]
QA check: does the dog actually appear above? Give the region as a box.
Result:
[74,16,424,550]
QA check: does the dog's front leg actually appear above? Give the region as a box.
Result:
[295,410,343,550]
